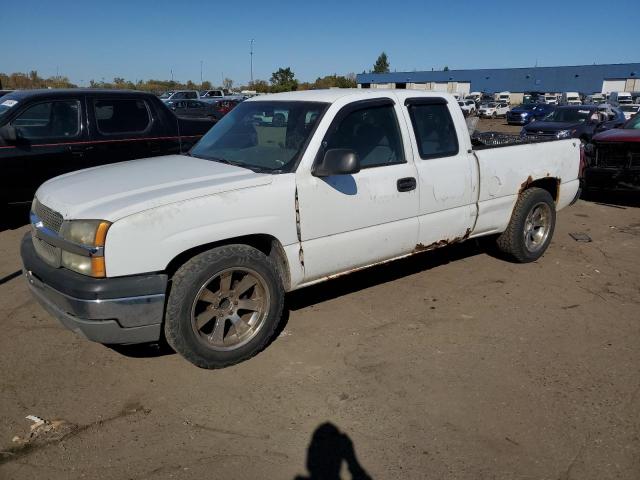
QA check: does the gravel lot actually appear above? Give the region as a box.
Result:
[1,119,639,479]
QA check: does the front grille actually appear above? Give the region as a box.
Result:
[32,235,61,267]
[525,130,555,137]
[33,198,63,233]
[596,144,640,169]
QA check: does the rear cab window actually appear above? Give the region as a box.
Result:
[92,98,152,136]
[405,98,459,159]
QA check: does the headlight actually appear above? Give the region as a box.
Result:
[556,129,571,139]
[60,220,110,277]
[61,220,111,247]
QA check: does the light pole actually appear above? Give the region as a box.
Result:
[200,60,203,86]
[250,39,254,85]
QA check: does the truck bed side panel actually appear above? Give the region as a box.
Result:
[472,139,580,236]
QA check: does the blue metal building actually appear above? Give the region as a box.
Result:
[356,63,640,94]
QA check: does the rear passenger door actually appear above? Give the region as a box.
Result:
[86,96,155,166]
[402,97,477,246]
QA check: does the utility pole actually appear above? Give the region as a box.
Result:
[170,69,174,82]
[200,60,203,86]
[250,39,255,84]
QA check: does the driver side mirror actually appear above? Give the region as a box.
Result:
[313,149,360,177]
[0,125,19,143]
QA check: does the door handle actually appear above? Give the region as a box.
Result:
[67,145,87,157]
[397,177,417,192]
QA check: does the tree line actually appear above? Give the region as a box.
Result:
[1,54,455,94]
[1,69,357,94]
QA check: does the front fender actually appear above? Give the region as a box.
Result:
[104,176,298,277]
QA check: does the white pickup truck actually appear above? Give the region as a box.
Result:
[22,89,582,369]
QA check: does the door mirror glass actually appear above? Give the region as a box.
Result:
[0,124,18,143]
[313,149,360,177]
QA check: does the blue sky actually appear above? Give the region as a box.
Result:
[3,0,639,86]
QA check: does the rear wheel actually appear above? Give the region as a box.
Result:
[496,188,556,263]
[164,245,284,369]
[492,111,497,118]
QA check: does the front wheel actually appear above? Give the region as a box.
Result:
[164,245,284,369]
[495,187,556,263]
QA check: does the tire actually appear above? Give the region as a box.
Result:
[492,112,497,118]
[164,244,284,369]
[495,187,556,263]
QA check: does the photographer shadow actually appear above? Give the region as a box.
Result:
[295,422,372,480]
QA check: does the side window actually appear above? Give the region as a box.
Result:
[94,98,151,135]
[186,92,197,99]
[324,104,405,169]
[407,102,459,159]
[12,100,80,140]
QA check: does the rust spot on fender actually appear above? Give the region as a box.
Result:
[519,175,534,194]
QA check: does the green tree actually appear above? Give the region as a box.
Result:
[373,52,390,73]
[201,80,212,90]
[443,66,450,71]
[246,79,270,93]
[270,67,298,92]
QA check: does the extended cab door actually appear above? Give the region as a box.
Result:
[400,95,478,246]
[296,97,420,282]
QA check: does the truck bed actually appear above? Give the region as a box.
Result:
[471,131,557,150]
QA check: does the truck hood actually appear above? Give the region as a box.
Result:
[35,155,272,221]
[592,128,640,143]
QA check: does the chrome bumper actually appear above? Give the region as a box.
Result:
[24,269,164,344]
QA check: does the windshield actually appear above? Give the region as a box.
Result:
[0,96,20,120]
[159,91,174,99]
[621,105,640,112]
[190,100,328,173]
[625,115,640,129]
[542,108,593,123]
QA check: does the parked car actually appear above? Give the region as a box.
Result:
[521,105,626,142]
[21,89,581,368]
[159,90,200,102]
[201,89,227,99]
[465,92,482,106]
[585,93,606,105]
[0,90,14,98]
[478,102,509,118]
[560,92,581,105]
[166,99,220,120]
[0,89,215,209]
[168,99,241,121]
[506,103,555,125]
[608,91,633,106]
[495,91,511,104]
[457,100,475,117]
[543,94,559,105]
[463,99,477,115]
[620,104,640,120]
[583,113,640,190]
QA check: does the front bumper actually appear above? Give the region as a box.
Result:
[584,167,640,191]
[506,115,528,125]
[21,233,167,344]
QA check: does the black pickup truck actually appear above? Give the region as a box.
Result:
[0,89,215,208]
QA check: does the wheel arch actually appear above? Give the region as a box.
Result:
[164,234,291,291]
[520,176,560,203]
